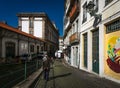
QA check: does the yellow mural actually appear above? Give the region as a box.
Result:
[107,36,120,72]
[105,31,120,80]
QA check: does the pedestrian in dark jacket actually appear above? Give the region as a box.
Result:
[42,54,50,81]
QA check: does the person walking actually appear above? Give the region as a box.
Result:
[42,54,50,81]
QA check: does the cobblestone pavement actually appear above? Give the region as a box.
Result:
[34,60,120,88]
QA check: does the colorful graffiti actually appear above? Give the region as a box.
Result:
[107,36,120,73]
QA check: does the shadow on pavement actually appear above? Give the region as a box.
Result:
[49,72,72,80]
[44,80,47,88]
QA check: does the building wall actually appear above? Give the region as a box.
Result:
[19,40,28,55]
[104,30,120,81]
[64,0,120,83]
[102,0,120,82]
[34,18,43,38]
[80,0,95,72]
[71,16,80,66]
[0,38,2,57]
[102,0,120,21]
[59,37,63,50]
[18,13,59,55]
[80,0,120,82]
[21,17,29,33]
[64,0,81,68]
[2,37,18,58]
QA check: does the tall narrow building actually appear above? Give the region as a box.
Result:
[64,0,81,68]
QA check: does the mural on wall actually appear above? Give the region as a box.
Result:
[107,36,120,73]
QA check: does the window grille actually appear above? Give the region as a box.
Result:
[30,45,34,52]
[106,19,120,33]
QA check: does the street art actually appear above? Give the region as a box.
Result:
[107,36,120,73]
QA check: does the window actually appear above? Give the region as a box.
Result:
[105,0,113,6]
[30,45,34,52]
[82,2,87,23]
[106,19,120,34]
[37,46,39,53]
[5,42,15,58]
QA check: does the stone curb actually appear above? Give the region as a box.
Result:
[13,67,43,88]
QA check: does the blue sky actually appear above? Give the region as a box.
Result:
[0,0,64,36]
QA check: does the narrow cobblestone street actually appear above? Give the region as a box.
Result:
[34,60,120,88]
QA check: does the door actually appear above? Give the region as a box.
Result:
[84,33,88,68]
[5,42,15,58]
[92,29,99,74]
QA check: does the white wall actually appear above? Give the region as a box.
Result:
[22,20,29,33]
[88,30,92,72]
[34,21,43,38]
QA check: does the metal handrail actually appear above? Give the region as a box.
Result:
[0,60,42,88]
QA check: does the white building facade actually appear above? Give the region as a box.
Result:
[64,0,81,68]
[59,36,64,51]
[80,0,120,83]
[64,0,120,83]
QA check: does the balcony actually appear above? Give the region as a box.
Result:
[66,0,75,16]
[69,2,80,23]
[69,32,79,44]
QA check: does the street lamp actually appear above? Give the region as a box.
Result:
[86,1,102,27]
[86,1,95,16]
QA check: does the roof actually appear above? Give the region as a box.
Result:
[0,22,46,42]
[17,12,47,17]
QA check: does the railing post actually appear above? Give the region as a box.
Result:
[36,59,38,70]
[24,61,27,79]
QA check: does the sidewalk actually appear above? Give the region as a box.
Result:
[35,59,120,88]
